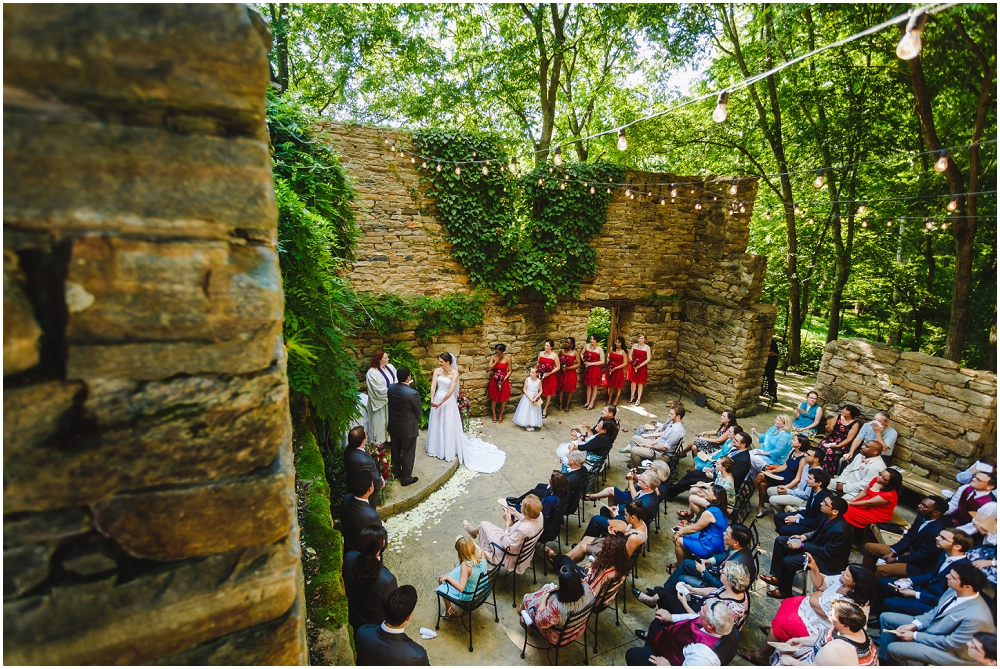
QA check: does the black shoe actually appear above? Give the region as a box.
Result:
[506,497,520,506]
[645,587,657,596]
[401,477,419,487]
[631,587,642,600]
[634,629,647,641]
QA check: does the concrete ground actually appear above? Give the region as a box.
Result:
[379,372,917,666]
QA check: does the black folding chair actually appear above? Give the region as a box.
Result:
[435,563,501,652]
[564,483,588,544]
[587,571,628,653]
[520,598,594,665]
[538,509,566,577]
[491,530,543,607]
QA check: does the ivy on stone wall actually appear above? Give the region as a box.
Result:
[357,290,488,339]
[412,129,624,307]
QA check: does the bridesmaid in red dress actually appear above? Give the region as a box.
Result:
[557,337,581,413]
[581,334,605,411]
[537,339,561,418]
[487,343,512,423]
[627,334,652,406]
[605,336,629,407]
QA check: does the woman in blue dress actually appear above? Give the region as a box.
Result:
[792,391,824,437]
[755,434,811,518]
[667,484,729,573]
[436,536,489,617]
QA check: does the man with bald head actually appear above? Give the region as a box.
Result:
[828,440,886,500]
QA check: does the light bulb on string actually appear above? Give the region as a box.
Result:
[765,211,771,220]
[812,169,826,189]
[436,163,442,172]
[896,9,928,60]
[713,91,729,123]
[739,204,746,213]
[472,151,477,158]
[383,137,390,145]
[617,128,628,151]
[410,156,416,164]
[549,167,554,174]
[482,164,489,175]
[713,195,718,201]
[808,217,814,225]
[857,202,866,215]
[861,220,868,228]
[455,166,461,175]
[941,222,948,230]
[607,187,612,194]
[538,177,544,186]
[794,203,802,216]
[421,161,427,169]
[553,147,563,166]
[729,180,738,195]
[590,186,596,194]
[625,186,632,197]
[947,197,958,211]
[559,182,566,190]
[925,220,934,230]
[887,219,894,227]
[660,198,666,206]
[695,200,702,210]
[509,158,517,174]
[670,184,678,197]
[647,190,652,197]
[399,150,405,159]
[935,150,950,173]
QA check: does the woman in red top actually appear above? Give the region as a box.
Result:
[605,336,629,407]
[557,337,581,413]
[487,343,512,424]
[627,334,652,406]
[844,468,903,528]
[537,339,560,418]
[581,334,605,411]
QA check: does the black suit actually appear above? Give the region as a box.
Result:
[578,432,613,459]
[345,446,383,510]
[774,488,831,536]
[653,547,757,610]
[343,551,399,630]
[730,450,752,493]
[355,624,430,666]
[387,381,423,481]
[566,467,589,501]
[341,494,383,554]
[512,466,588,511]
[583,490,657,537]
[770,515,852,594]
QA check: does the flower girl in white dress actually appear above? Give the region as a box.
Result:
[512,366,544,431]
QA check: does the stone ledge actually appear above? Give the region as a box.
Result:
[379,457,459,520]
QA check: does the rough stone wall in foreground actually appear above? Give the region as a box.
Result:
[3,5,306,664]
[815,338,997,483]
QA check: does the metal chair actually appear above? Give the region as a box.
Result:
[538,509,566,577]
[564,483,588,544]
[491,530,543,607]
[520,598,594,665]
[587,571,628,653]
[435,563,501,652]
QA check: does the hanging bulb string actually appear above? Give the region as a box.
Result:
[757,189,997,210]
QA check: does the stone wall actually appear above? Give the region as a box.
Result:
[814,338,997,483]
[4,5,306,664]
[319,123,774,415]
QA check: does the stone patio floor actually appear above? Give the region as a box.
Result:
[379,372,920,666]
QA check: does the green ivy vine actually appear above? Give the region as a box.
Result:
[411,129,624,307]
[357,290,488,339]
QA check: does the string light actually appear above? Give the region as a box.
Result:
[436,163,442,172]
[857,202,867,215]
[421,161,428,169]
[887,219,894,227]
[934,149,950,172]
[670,184,678,197]
[713,91,729,123]
[941,222,948,230]
[559,182,566,190]
[695,200,703,210]
[925,220,934,230]
[625,186,632,197]
[730,180,738,195]
[617,129,628,151]
[896,9,929,60]
[538,177,544,186]
[861,220,868,228]
[813,169,826,188]
[765,211,771,220]
[509,158,517,174]
[482,163,489,175]
[739,204,746,213]
[794,204,802,215]
[659,197,666,205]
[606,187,611,194]
[399,150,405,159]
[947,197,958,211]
[410,156,416,164]
[590,186,596,194]
[383,138,390,145]
[553,147,563,166]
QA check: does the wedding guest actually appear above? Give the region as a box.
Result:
[682,410,736,458]
[557,406,618,467]
[512,366,543,431]
[387,367,422,486]
[947,470,998,527]
[365,349,397,446]
[622,402,686,467]
[841,410,897,469]
[553,532,632,608]
[627,598,738,666]
[764,338,780,401]
[517,565,594,645]
[537,339,560,419]
[435,536,489,617]
[557,337,580,413]
[344,426,384,510]
[829,441,886,501]
[605,336,629,406]
[344,525,397,630]
[663,431,752,501]
[680,457,736,518]
[764,444,823,514]
[660,560,751,629]
[581,334,605,411]
[958,457,998,485]
[464,494,544,573]
[627,334,652,406]
[877,528,974,617]
[844,468,903,529]
[965,510,997,585]
[547,512,645,568]
[771,600,877,667]
[774,468,832,536]
[341,477,383,555]
[755,434,811,517]
[486,343,512,423]
[968,631,998,666]
[791,390,824,437]
[668,485,729,572]
[862,495,948,578]
[819,405,861,474]
[748,414,793,476]
[355,585,429,666]
[581,472,659,537]
[509,457,586,512]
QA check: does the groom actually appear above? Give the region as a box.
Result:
[387,366,422,486]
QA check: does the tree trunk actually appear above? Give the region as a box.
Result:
[270,4,290,93]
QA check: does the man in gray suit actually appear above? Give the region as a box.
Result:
[879,560,995,665]
[355,585,430,666]
[387,366,423,486]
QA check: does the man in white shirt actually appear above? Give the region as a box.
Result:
[623,403,686,467]
[841,411,897,469]
[829,441,886,500]
[956,456,997,485]
[625,597,737,666]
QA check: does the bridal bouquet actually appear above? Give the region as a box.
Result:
[456,391,472,434]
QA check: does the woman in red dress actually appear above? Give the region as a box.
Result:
[605,336,629,407]
[487,343,512,424]
[844,468,902,528]
[537,339,561,418]
[581,334,605,411]
[557,337,581,413]
[627,334,652,406]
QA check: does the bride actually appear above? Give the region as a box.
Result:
[426,352,506,474]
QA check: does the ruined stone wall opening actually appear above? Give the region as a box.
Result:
[587,306,611,349]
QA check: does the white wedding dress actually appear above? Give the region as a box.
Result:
[425,368,506,474]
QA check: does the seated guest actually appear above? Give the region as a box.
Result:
[965,510,997,585]
[840,410,898,470]
[511,457,584,511]
[508,471,568,519]
[464,494,544,573]
[680,456,736,518]
[662,431,751,501]
[747,414,793,476]
[668,485,729,572]
[844,467,903,529]
[968,631,998,666]
[557,413,617,467]
[948,470,998,527]
[344,426,384,510]
[958,456,998,485]
[680,410,736,457]
[636,524,756,609]
[626,598,737,666]
[341,477,383,554]
[355,585,429,666]
[879,560,996,665]
[755,434,813,517]
[343,525,397,630]
[550,532,632,606]
[549,503,647,565]
[790,390,824,437]
[961,502,997,541]
[818,405,862,473]
[829,440,887,501]
[740,558,875,664]
[571,404,619,441]
[622,403,686,466]
[878,528,973,617]
[862,494,948,578]
[772,600,877,666]
[580,471,659,539]
[691,424,740,472]
[517,565,594,645]
[435,536,489,617]
[765,445,823,513]
[761,495,853,598]
[659,561,751,630]
[774,468,833,536]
